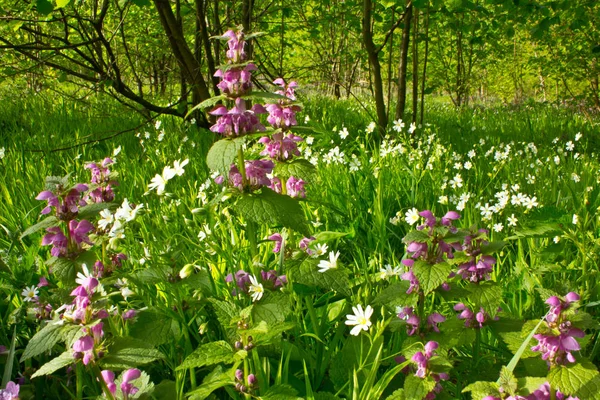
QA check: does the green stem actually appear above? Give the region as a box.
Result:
[76,363,83,400]
[93,364,115,400]
[237,148,247,186]
[473,327,481,368]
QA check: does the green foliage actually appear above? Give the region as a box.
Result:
[235,188,311,236]
[206,137,244,174]
[128,309,180,346]
[30,352,73,378]
[412,261,452,295]
[289,258,352,297]
[177,341,235,370]
[548,361,600,399]
[100,337,164,369]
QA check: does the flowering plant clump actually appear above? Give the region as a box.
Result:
[531,292,584,367]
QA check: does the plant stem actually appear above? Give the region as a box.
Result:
[237,148,247,186]
[473,327,481,368]
[76,363,83,400]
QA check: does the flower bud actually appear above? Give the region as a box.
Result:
[235,369,244,381]
[179,264,195,279]
[247,374,257,386]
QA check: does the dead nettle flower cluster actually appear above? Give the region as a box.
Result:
[211,29,306,198]
[396,209,501,337]
[28,158,147,392]
[531,292,584,368]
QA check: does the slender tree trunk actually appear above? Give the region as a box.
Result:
[197,0,219,96]
[395,0,412,121]
[419,4,430,126]
[176,0,187,112]
[363,0,387,136]
[242,0,253,58]
[386,6,395,124]
[411,8,419,124]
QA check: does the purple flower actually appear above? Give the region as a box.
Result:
[209,98,266,137]
[407,242,428,259]
[215,64,256,96]
[122,309,137,321]
[400,259,419,294]
[268,233,283,253]
[286,176,306,198]
[101,370,117,395]
[532,326,584,367]
[0,381,20,400]
[69,219,94,245]
[397,306,420,336]
[42,226,68,257]
[273,78,298,100]
[38,276,49,287]
[73,335,94,365]
[546,292,579,324]
[260,270,287,289]
[223,30,247,63]
[259,132,303,161]
[299,236,315,255]
[121,368,141,397]
[427,313,446,333]
[225,270,251,293]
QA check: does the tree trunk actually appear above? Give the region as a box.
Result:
[362,0,387,136]
[411,8,418,124]
[419,4,430,126]
[395,1,412,121]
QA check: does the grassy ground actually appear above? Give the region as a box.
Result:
[0,91,599,398]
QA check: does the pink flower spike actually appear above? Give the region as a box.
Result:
[38,277,49,287]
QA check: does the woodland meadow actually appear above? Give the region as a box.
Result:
[0,0,600,399]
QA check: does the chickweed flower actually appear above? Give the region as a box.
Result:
[317,251,339,273]
[345,304,373,336]
[248,275,264,302]
[22,286,39,302]
[312,243,328,257]
[572,214,579,225]
[379,264,402,280]
[393,119,405,132]
[404,208,420,225]
[339,127,349,140]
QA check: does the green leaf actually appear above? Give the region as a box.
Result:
[240,91,290,102]
[253,322,295,346]
[55,0,71,8]
[412,261,451,295]
[177,341,235,370]
[208,299,240,342]
[152,380,176,399]
[274,159,317,183]
[403,375,437,400]
[290,258,352,297]
[100,337,164,369]
[31,352,73,378]
[402,231,430,243]
[385,389,405,400]
[128,309,180,346]
[261,384,302,399]
[372,281,417,308]
[130,0,150,6]
[20,216,58,239]
[235,188,310,236]
[206,137,244,174]
[548,361,600,398]
[187,366,233,400]
[480,241,507,255]
[187,95,226,117]
[21,322,66,361]
[313,230,352,242]
[498,366,518,396]
[251,292,291,325]
[36,0,54,15]
[516,377,549,396]
[462,381,500,399]
[505,223,562,240]
[46,256,77,283]
[2,327,16,387]
[78,202,117,220]
[468,282,503,314]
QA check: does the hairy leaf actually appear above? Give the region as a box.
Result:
[31,352,73,378]
[252,292,291,325]
[274,159,317,183]
[187,366,233,400]
[403,375,436,400]
[177,341,235,370]
[206,137,244,174]
[100,337,163,369]
[468,282,503,315]
[127,309,179,346]
[290,258,351,297]
[412,261,451,295]
[548,361,600,399]
[20,216,59,239]
[235,188,310,236]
